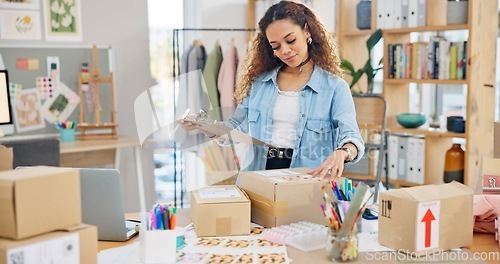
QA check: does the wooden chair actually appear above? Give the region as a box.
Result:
[352,94,388,203]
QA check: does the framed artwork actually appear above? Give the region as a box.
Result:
[43,0,82,41]
[13,88,45,133]
[0,0,39,10]
[42,82,80,123]
[0,10,41,40]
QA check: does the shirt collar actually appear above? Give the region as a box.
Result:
[260,65,323,93]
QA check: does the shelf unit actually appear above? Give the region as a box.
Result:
[338,0,498,187]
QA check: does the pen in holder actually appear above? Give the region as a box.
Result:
[57,121,76,142]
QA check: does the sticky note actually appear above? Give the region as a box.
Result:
[28,59,40,70]
[16,58,28,70]
[9,83,22,102]
[36,77,53,100]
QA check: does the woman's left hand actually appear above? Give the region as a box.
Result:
[307,150,348,180]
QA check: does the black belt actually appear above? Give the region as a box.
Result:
[267,147,294,159]
[266,148,293,170]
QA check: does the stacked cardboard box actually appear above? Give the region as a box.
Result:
[0,167,97,264]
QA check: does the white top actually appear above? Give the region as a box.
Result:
[270,90,300,148]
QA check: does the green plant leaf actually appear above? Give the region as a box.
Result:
[340,58,356,75]
[350,70,364,88]
[366,29,382,54]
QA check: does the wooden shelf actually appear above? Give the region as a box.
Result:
[342,29,376,37]
[382,24,469,34]
[385,78,468,85]
[345,173,422,188]
[388,127,467,138]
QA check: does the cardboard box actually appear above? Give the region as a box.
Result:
[0,145,13,172]
[0,167,81,240]
[190,185,250,237]
[0,224,97,264]
[379,182,473,255]
[494,121,500,158]
[238,167,329,227]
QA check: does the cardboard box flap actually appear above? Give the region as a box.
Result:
[439,181,473,198]
[402,184,441,202]
[244,189,288,217]
[193,186,249,204]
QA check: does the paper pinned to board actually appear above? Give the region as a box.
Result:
[0,53,5,70]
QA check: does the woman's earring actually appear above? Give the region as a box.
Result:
[307,37,312,45]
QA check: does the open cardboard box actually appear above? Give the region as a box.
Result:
[238,167,329,227]
[379,181,473,255]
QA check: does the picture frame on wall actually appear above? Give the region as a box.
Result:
[43,0,82,41]
[0,10,42,40]
[42,82,80,124]
[0,0,40,10]
[13,88,45,133]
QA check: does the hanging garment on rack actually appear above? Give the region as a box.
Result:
[174,43,211,151]
[202,42,223,121]
[218,42,239,121]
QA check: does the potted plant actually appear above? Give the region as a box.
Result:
[340,29,383,94]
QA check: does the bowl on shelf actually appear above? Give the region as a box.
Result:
[396,113,427,129]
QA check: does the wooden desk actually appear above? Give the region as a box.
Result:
[98,211,499,264]
[60,136,146,212]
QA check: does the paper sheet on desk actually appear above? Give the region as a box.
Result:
[358,219,394,252]
[98,243,141,264]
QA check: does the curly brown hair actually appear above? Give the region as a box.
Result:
[234,0,342,104]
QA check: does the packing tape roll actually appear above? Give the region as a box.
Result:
[244,189,288,217]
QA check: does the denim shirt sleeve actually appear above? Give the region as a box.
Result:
[331,80,365,163]
[213,97,249,146]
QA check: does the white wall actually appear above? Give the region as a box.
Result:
[0,0,155,212]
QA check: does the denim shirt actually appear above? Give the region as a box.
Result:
[225,65,365,172]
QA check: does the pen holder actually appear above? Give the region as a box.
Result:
[140,226,177,264]
[326,230,358,262]
[59,128,75,142]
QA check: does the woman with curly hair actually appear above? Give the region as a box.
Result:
[180,1,364,180]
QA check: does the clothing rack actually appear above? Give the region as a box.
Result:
[171,28,256,208]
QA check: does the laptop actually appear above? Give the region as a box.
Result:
[79,168,139,241]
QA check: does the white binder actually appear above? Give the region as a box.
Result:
[408,0,418,28]
[414,137,426,184]
[406,137,418,183]
[388,135,399,180]
[393,0,402,29]
[417,0,427,27]
[397,135,408,181]
[385,0,394,29]
[377,0,386,29]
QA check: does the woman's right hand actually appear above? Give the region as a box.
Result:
[176,114,199,132]
[176,114,218,138]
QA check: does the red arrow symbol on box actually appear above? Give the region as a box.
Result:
[421,209,436,248]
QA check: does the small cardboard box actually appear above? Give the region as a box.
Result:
[238,167,329,227]
[379,182,473,255]
[494,121,500,158]
[0,167,81,240]
[190,185,250,237]
[0,224,97,264]
[0,145,13,172]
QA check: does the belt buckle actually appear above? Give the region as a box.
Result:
[268,148,277,158]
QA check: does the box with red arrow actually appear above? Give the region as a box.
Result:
[378,181,473,255]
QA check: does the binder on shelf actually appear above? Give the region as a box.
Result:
[393,0,402,29]
[385,0,394,29]
[377,0,386,29]
[401,0,409,28]
[414,137,425,184]
[388,135,399,180]
[397,135,409,181]
[417,0,427,27]
[406,137,417,183]
[408,0,418,28]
